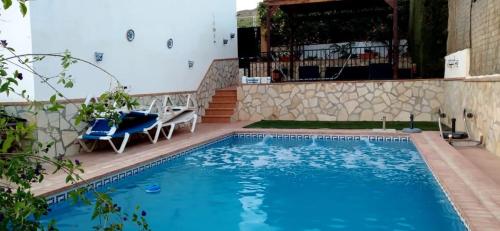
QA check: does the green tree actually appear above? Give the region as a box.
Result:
[1,1,148,230]
[409,0,448,77]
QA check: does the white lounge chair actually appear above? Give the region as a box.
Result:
[127,99,158,116]
[161,110,198,140]
[84,94,158,116]
[159,94,198,139]
[161,95,193,118]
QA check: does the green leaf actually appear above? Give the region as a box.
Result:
[2,0,12,10]
[7,77,18,85]
[65,174,74,183]
[46,103,64,112]
[19,2,27,16]
[49,94,57,103]
[69,191,80,204]
[1,135,14,152]
[64,80,73,88]
[0,82,11,93]
[75,116,82,125]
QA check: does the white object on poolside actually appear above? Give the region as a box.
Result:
[444,49,470,78]
[158,94,198,139]
[161,110,198,140]
[161,94,195,120]
[241,76,271,84]
[372,129,397,133]
[260,77,271,84]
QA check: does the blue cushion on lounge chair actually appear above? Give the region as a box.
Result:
[128,110,150,117]
[113,115,158,137]
[82,114,158,140]
[87,119,115,136]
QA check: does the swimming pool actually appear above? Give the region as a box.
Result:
[46,134,467,230]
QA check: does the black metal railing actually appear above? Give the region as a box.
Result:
[242,45,414,82]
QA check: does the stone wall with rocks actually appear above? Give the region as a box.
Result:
[443,79,500,156]
[1,59,239,156]
[195,59,239,117]
[235,80,444,122]
[3,103,83,157]
[3,93,193,157]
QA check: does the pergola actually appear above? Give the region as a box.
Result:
[263,0,400,79]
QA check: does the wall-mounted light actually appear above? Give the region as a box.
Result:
[223,39,229,45]
[188,60,194,69]
[95,52,104,62]
[167,38,174,49]
[230,33,236,39]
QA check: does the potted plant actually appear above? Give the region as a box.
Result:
[272,69,282,82]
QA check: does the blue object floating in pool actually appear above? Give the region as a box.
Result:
[145,185,161,193]
[402,128,422,133]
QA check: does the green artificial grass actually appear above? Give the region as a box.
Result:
[245,120,445,131]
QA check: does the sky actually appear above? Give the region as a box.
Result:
[237,0,263,11]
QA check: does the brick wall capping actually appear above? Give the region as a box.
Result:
[241,78,444,86]
[0,90,198,106]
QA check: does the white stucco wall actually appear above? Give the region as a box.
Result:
[27,0,237,100]
[0,2,35,102]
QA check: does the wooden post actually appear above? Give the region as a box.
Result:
[392,0,399,79]
[266,5,272,77]
[289,12,295,81]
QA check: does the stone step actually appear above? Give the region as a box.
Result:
[211,95,236,103]
[202,115,232,123]
[202,87,237,124]
[215,90,237,97]
[209,102,236,108]
[205,108,234,116]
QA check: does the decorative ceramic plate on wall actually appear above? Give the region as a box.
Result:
[126,29,135,42]
[167,39,174,49]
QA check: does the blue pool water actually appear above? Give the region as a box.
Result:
[47,135,467,230]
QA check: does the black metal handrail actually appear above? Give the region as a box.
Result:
[242,45,413,82]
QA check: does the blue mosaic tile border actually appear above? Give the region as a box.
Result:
[46,132,410,206]
[235,133,410,142]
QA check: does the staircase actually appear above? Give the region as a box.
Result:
[202,88,237,123]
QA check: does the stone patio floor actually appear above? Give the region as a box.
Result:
[32,122,500,231]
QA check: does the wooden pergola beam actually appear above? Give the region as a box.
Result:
[390,0,399,79]
[266,5,272,76]
[384,0,396,8]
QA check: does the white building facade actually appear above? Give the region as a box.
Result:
[1,0,238,102]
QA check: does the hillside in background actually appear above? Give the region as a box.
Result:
[237,8,259,28]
